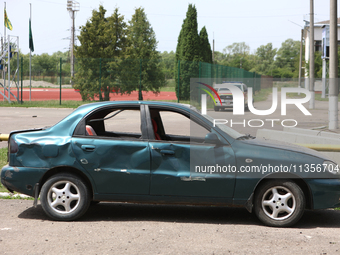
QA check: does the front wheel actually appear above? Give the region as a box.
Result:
[40,173,91,221]
[254,180,305,227]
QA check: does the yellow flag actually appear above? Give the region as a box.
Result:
[4,9,13,31]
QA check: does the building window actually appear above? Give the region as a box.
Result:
[315,40,322,52]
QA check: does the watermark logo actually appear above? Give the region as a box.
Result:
[199,82,312,116]
[197,82,222,106]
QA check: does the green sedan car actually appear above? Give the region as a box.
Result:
[1,101,340,227]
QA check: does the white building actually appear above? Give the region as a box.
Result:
[304,18,340,76]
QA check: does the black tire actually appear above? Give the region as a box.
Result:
[254,180,305,227]
[40,173,91,221]
[214,106,218,111]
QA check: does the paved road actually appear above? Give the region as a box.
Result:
[0,107,74,148]
[0,200,339,254]
[1,95,339,149]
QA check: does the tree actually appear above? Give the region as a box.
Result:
[274,39,300,70]
[52,51,71,78]
[175,4,200,100]
[252,43,277,75]
[213,51,226,64]
[177,4,200,62]
[74,5,127,101]
[220,42,254,71]
[160,51,176,79]
[32,53,58,75]
[199,26,212,63]
[122,7,166,100]
[305,50,322,78]
[268,39,300,78]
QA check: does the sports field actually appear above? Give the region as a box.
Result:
[0,88,177,101]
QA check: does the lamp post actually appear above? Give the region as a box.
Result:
[329,0,338,129]
[67,0,79,85]
[309,0,315,109]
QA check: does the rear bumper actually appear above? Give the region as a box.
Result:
[1,164,47,197]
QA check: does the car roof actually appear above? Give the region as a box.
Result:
[74,101,193,115]
[214,82,246,89]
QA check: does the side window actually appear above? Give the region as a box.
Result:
[104,110,141,135]
[160,111,189,137]
[86,108,141,139]
[157,111,210,143]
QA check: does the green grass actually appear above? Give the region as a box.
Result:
[0,100,90,108]
[0,147,8,192]
[273,81,299,89]
[160,79,176,92]
[160,86,176,92]
[253,88,272,102]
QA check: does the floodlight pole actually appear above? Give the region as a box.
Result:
[329,0,338,129]
[67,0,79,85]
[70,9,74,82]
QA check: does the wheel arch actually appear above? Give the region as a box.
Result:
[38,166,94,200]
[247,173,313,211]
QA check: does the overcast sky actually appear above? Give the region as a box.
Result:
[3,0,336,56]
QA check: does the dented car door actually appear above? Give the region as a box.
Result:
[71,106,151,195]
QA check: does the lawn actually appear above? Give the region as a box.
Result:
[0,100,90,109]
[0,147,8,192]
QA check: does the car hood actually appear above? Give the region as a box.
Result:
[242,137,331,161]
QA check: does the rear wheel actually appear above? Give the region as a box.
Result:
[254,180,305,227]
[40,173,91,221]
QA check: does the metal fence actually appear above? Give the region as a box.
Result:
[2,57,265,103]
[198,61,262,92]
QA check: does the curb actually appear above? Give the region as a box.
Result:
[0,192,30,199]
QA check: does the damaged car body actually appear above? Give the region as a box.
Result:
[1,101,340,227]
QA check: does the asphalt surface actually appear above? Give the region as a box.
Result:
[0,200,340,254]
[1,95,340,150]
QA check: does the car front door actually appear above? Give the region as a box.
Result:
[72,105,150,195]
[147,106,236,200]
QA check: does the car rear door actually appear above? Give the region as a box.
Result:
[72,105,150,195]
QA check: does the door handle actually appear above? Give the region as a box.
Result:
[180,176,206,182]
[81,145,96,151]
[160,149,175,156]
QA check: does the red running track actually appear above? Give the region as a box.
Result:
[0,88,177,101]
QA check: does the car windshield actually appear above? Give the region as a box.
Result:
[218,88,230,92]
[218,84,243,92]
[200,114,243,139]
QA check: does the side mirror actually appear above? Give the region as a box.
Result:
[205,132,221,145]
